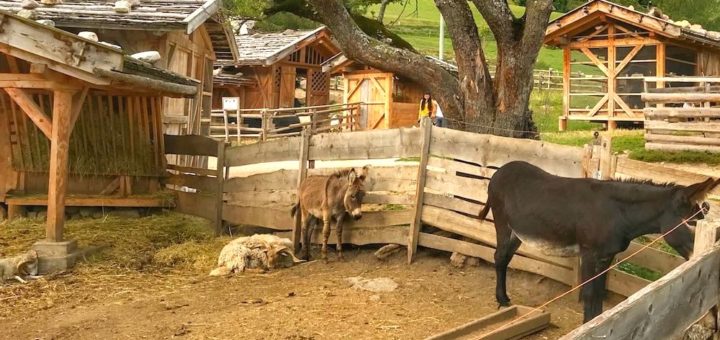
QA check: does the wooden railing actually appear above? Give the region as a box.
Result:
[208,102,380,142]
[642,76,720,153]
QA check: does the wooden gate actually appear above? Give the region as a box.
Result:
[344,73,392,129]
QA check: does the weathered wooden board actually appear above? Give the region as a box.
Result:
[223,205,294,230]
[427,156,496,178]
[165,173,218,193]
[644,133,720,147]
[224,136,301,166]
[277,225,408,246]
[164,134,219,157]
[645,120,720,133]
[224,169,298,192]
[421,206,574,269]
[615,158,720,197]
[308,166,417,192]
[6,195,174,207]
[175,190,217,222]
[607,268,652,298]
[425,171,489,203]
[430,128,585,178]
[615,241,685,275]
[423,192,486,217]
[645,142,720,153]
[308,127,421,160]
[224,190,296,207]
[425,305,550,340]
[562,247,720,339]
[418,233,575,286]
[364,192,414,205]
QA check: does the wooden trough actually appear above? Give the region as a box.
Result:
[425,306,551,340]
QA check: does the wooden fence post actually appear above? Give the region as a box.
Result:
[260,109,268,142]
[214,140,226,236]
[293,127,311,253]
[600,134,613,180]
[407,117,432,264]
[692,219,719,337]
[235,109,242,144]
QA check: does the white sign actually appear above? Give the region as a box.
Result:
[222,97,240,111]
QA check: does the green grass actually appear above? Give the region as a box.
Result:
[618,262,663,281]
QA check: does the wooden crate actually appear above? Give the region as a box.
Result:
[425,305,551,340]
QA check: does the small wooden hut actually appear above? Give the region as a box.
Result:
[321,55,448,129]
[0,0,239,138]
[0,12,200,271]
[213,26,339,110]
[544,0,720,130]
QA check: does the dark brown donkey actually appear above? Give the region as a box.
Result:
[291,166,368,261]
[479,161,718,323]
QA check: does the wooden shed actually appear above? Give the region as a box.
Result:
[544,0,720,130]
[321,55,448,129]
[0,12,200,270]
[213,26,339,110]
[0,0,239,140]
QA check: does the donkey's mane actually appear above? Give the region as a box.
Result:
[329,169,354,178]
[611,178,677,188]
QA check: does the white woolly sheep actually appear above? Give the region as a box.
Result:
[209,234,302,276]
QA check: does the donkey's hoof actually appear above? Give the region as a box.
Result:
[497,301,512,309]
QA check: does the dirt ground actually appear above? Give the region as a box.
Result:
[0,244,624,340]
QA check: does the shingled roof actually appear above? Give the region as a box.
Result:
[546,0,720,49]
[222,26,328,66]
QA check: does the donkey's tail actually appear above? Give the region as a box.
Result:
[478,202,491,221]
[290,203,299,217]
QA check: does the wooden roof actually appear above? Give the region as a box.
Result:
[322,54,458,76]
[220,26,338,66]
[0,0,221,33]
[545,0,720,49]
[213,73,255,87]
[0,10,198,97]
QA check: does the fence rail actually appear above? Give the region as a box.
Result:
[643,77,720,153]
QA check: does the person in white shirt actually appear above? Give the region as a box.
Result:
[434,101,445,127]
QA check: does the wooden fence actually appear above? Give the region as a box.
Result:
[643,77,720,153]
[213,121,695,299]
[207,103,366,142]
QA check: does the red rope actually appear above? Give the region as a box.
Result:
[476,209,704,338]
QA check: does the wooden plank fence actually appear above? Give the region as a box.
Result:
[643,77,720,153]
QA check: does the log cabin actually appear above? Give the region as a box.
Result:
[0,11,205,271]
[213,26,339,111]
[544,0,720,131]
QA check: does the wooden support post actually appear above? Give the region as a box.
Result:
[47,90,74,242]
[235,109,242,144]
[260,109,268,142]
[607,25,616,131]
[562,47,570,129]
[222,109,229,142]
[293,127,311,253]
[5,88,52,138]
[656,43,666,109]
[408,118,432,264]
[599,135,613,180]
[693,220,717,259]
[214,140,226,235]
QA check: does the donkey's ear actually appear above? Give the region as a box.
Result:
[359,165,370,180]
[683,178,720,204]
[348,169,357,183]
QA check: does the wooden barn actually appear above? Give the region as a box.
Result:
[0,12,202,271]
[0,0,239,138]
[544,0,720,130]
[321,54,448,129]
[213,26,339,110]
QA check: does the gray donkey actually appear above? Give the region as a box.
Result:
[291,166,369,262]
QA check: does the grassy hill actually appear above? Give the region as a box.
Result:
[367,0,566,70]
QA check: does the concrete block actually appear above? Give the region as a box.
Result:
[32,240,80,274]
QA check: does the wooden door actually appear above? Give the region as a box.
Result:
[307,68,330,106]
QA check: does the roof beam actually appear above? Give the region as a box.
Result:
[5,87,52,138]
[184,0,220,35]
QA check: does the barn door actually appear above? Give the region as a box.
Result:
[278,66,296,108]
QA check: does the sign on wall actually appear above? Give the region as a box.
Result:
[222,97,240,111]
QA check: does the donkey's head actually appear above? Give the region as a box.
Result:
[663,178,720,259]
[343,166,368,220]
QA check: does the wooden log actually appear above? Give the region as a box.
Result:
[561,247,720,339]
[224,136,301,166]
[408,118,431,263]
[645,107,720,118]
[93,68,197,97]
[641,92,720,104]
[645,133,720,147]
[308,127,422,161]
[645,120,720,133]
[645,142,720,153]
[46,90,74,242]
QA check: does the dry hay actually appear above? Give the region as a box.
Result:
[0,212,231,321]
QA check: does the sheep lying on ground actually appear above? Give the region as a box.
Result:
[209,234,303,276]
[0,250,39,283]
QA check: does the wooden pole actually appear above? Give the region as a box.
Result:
[693,220,717,259]
[408,117,432,264]
[607,24,617,131]
[47,90,75,242]
[599,134,613,180]
[561,47,570,132]
[293,127,311,253]
[214,140,226,235]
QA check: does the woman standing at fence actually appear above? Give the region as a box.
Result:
[418,92,435,125]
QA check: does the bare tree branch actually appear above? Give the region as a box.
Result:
[471,0,516,44]
[520,0,554,55]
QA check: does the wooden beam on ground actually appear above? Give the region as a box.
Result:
[408,118,432,264]
[5,88,52,138]
[46,90,74,242]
